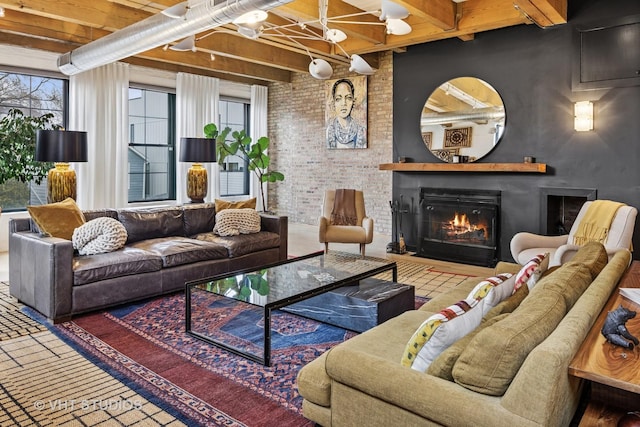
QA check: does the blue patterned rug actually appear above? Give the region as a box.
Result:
[45,292,427,426]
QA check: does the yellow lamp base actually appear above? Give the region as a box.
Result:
[187,163,208,203]
[47,163,77,203]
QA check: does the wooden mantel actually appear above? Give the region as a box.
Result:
[378,162,547,173]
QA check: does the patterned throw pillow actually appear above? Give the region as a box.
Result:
[213,208,261,237]
[467,273,515,317]
[400,274,512,372]
[72,217,128,255]
[513,252,550,292]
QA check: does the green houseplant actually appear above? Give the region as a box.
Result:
[204,123,284,213]
[0,109,59,208]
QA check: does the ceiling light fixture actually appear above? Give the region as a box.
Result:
[232,0,411,79]
[0,7,5,18]
[161,2,189,19]
[170,35,197,52]
[233,10,268,29]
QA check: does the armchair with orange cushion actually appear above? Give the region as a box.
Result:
[318,189,374,257]
[511,200,637,267]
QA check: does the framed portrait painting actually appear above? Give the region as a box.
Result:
[325,76,367,149]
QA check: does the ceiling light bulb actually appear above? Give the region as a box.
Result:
[210,53,216,61]
[309,58,333,80]
[349,54,377,75]
[233,10,268,30]
[326,29,347,43]
[386,19,411,35]
[380,0,409,21]
[0,7,5,17]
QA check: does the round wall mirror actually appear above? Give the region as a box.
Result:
[420,77,506,163]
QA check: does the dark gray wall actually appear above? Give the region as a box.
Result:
[392,0,640,262]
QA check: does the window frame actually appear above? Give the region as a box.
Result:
[218,96,251,198]
[0,66,69,212]
[127,83,177,203]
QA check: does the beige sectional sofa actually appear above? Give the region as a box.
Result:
[297,242,631,427]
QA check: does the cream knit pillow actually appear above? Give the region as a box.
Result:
[213,208,261,236]
[72,217,128,255]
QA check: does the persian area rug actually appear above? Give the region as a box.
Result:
[9,260,475,427]
[45,293,431,427]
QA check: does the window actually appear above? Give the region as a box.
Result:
[128,87,176,202]
[0,71,67,211]
[219,98,250,197]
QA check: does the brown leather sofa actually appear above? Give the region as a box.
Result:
[9,203,288,323]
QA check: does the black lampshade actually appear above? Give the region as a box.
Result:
[179,137,217,163]
[35,129,88,162]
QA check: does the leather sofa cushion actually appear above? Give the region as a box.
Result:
[83,209,118,221]
[183,203,216,236]
[73,247,163,286]
[118,207,185,243]
[129,237,228,267]
[193,231,280,257]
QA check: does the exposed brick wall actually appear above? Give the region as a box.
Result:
[267,51,393,236]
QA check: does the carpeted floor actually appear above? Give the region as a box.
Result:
[0,260,476,426]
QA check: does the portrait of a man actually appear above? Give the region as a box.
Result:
[325,76,367,149]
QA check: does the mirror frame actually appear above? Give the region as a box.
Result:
[420,77,506,163]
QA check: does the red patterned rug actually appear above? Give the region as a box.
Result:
[38,292,428,426]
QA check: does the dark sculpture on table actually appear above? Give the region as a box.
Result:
[601,305,639,350]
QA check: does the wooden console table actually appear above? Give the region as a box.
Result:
[569,260,640,426]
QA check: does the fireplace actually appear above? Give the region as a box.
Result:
[541,187,596,235]
[417,188,501,267]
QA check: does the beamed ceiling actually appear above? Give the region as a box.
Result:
[0,0,567,85]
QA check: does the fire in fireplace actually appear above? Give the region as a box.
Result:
[443,212,489,243]
[417,188,501,267]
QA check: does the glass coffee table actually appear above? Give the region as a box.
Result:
[185,251,397,366]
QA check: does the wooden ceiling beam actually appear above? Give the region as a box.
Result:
[275,0,386,45]
[124,57,271,86]
[0,0,148,31]
[195,32,311,73]
[136,46,292,83]
[513,0,567,28]
[399,0,456,31]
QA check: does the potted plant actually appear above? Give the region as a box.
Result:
[204,123,284,213]
[0,109,58,209]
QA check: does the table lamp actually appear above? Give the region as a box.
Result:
[179,137,216,203]
[35,129,88,203]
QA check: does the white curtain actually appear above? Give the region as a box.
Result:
[250,85,268,211]
[176,73,219,204]
[70,62,129,209]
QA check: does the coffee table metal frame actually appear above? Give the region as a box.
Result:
[185,251,397,366]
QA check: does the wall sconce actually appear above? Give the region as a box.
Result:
[574,101,594,132]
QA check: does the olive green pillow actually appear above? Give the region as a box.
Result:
[483,280,529,320]
[427,313,510,381]
[28,197,86,241]
[452,262,593,396]
[452,292,567,395]
[569,241,608,279]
